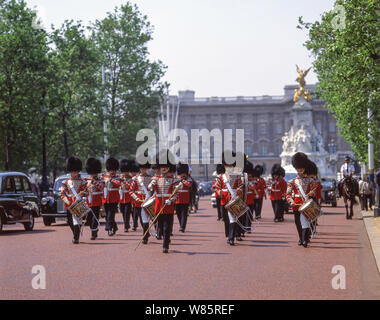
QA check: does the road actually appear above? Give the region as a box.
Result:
[1,197,380,300]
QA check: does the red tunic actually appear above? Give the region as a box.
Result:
[286,177,311,211]
[102,173,121,204]
[175,178,192,204]
[212,178,220,199]
[129,174,152,208]
[269,178,287,201]
[60,177,87,210]
[86,176,105,208]
[119,174,132,204]
[214,173,243,206]
[149,174,179,214]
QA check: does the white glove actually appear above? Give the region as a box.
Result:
[165,200,172,206]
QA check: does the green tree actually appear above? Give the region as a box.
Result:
[0,0,49,171]
[91,2,167,159]
[299,0,380,166]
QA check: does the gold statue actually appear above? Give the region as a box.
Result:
[294,65,312,103]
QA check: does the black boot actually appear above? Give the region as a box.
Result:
[301,229,308,248]
[91,231,98,241]
[73,225,80,244]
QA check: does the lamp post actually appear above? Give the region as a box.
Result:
[41,107,49,193]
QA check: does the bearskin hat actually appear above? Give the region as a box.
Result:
[271,164,284,178]
[291,152,309,169]
[129,160,139,173]
[66,156,82,172]
[279,166,286,177]
[120,159,133,173]
[253,165,264,178]
[106,157,119,171]
[244,161,254,174]
[222,150,237,167]
[155,149,177,172]
[86,158,102,175]
[151,163,160,170]
[177,163,189,175]
[305,160,318,176]
[216,164,226,175]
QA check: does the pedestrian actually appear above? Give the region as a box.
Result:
[102,158,121,237]
[85,158,104,241]
[175,163,192,233]
[358,177,364,211]
[361,177,373,211]
[286,153,312,248]
[269,164,287,223]
[60,156,88,244]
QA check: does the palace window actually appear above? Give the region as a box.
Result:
[259,124,267,135]
[329,122,336,133]
[316,121,322,133]
[259,143,268,155]
[275,123,282,135]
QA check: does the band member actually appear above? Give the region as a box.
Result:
[129,161,140,231]
[305,161,322,235]
[214,151,243,246]
[148,150,179,253]
[151,163,162,239]
[85,158,104,241]
[250,165,266,219]
[245,162,255,233]
[175,163,193,233]
[270,164,287,222]
[119,159,134,232]
[102,158,121,237]
[286,153,311,248]
[60,157,87,244]
[129,160,152,244]
[213,164,225,221]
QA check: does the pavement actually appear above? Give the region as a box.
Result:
[1,197,380,300]
[362,208,380,274]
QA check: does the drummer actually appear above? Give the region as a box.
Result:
[286,153,312,248]
[60,157,88,244]
[214,151,243,246]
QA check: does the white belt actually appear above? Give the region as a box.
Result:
[222,189,228,192]
[135,191,143,194]
[179,190,188,193]
[108,188,119,191]
[91,192,103,195]
[295,195,302,198]
[156,194,171,197]
[272,189,280,192]
[122,190,129,193]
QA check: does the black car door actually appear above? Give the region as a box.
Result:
[1,176,22,220]
[21,176,38,212]
[14,176,27,219]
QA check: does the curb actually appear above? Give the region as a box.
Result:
[362,210,380,274]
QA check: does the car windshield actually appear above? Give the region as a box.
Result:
[54,179,65,192]
[321,180,335,188]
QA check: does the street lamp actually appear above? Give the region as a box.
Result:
[41,107,49,194]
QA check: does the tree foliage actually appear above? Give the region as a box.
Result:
[0,0,166,177]
[299,0,380,165]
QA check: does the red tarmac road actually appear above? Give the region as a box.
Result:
[1,197,380,300]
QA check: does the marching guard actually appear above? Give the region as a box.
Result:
[85,158,104,241]
[60,157,88,244]
[286,153,312,248]
[245,162,256,233]
[148,151,180,253]
[269,164,287,222]
[129,160,152,243]
[214,151,243,246]
[250,165,266,220]
[102,158,121,237]
[119,159,134,232]
[213,164,225,221]
[175,163,192,233]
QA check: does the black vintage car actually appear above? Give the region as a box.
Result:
[321,178,338,207]
[0,172,40,232]
[40,173,89,226]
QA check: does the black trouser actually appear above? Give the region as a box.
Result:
[236,214,246,237]
[104,203,118,232]
[176,204,189,231]
[86,206,100,237]
[254,198,264,218]
[222,205,236,241]
[271,200,284,220]
[364,194,371,211]
[158,214,174,249]
[294,211,302,241]
[216,198,223,220]
[120,203,132,230]
[132,206,141,229]
[66,211,81,241]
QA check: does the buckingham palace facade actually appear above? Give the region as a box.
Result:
[166,84,353,180]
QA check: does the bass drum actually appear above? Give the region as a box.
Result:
[142,196,156,220]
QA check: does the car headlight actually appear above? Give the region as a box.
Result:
[41,198,48,206]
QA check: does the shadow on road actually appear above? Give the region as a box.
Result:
[170,250,232,256]
[0,229,55,236]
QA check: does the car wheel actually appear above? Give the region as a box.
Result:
[43,217,52,226]
[24,213,35,231]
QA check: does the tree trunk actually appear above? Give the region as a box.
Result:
[4,131,10,171]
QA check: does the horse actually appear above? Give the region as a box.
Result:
[340,177,357,219]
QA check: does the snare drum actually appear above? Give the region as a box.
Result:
[225,196,249,218]
[142,196,156,220]
[69,199,91,221]
[300,199,321,222]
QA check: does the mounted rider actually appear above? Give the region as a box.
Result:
[338,156,359,197]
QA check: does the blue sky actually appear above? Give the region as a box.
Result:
[26,0,335,97]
